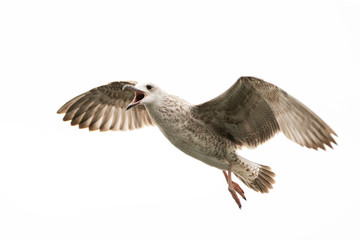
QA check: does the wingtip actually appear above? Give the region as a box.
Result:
[57,107,66,114]
[325,141,333,149]
[311,140,337,151]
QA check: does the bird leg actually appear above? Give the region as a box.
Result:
[223,164,246,208]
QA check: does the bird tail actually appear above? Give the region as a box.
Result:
[232,155,276,193]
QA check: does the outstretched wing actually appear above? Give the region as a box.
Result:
[191,76,336,150]
[57,81,154,131]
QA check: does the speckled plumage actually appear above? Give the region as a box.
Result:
[57,76,337,208]
[147,95,233,170]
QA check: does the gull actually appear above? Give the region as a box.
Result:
[57,76,337,208]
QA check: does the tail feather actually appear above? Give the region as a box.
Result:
[233,156,276,193]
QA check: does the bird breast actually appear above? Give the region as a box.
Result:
[144,96,230,170]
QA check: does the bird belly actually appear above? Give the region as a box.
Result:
[145,101,230,170]
[158,127,229,170]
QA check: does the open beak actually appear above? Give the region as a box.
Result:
[123,85,146,111]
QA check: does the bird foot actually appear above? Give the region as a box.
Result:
[223,170,246,208]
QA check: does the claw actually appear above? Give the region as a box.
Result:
[228,187,242,209]
[232,181,246,200]
[223,170,246,208]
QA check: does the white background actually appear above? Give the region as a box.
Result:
[1,0,359,239]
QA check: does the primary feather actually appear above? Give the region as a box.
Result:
[57,81,154,131]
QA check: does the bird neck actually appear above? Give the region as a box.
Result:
[145,95,190,127]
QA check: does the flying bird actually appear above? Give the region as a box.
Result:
[57,76,337,208]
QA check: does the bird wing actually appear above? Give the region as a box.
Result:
[57,81,154,131]
[191,76,336,150]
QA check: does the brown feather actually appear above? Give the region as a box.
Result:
[57,81,154,131]
[191,76,336,150]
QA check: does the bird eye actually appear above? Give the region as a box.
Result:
[146,84,153,90]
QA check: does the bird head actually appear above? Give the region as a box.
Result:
[123,82,161,110]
